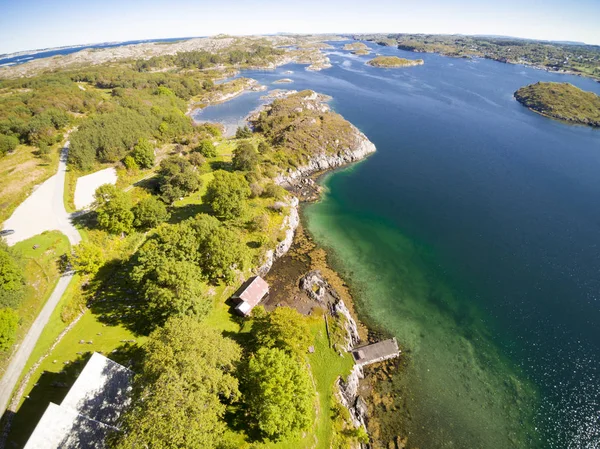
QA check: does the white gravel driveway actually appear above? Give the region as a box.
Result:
[2,144,81,246]
[74,167,117,210]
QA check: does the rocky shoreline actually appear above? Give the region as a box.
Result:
[253,121,412,448]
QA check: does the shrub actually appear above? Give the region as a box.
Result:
[123,155,138,171]
[188,152,206,167]
[0,308,19,351]
[0,134,19,156]
[131,138,155,169]
[235,125,253,139]
[195,139,217,158]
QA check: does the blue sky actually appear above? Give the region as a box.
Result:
[0,0,599,54]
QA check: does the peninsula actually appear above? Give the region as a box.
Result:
[367,55,424,68]
[514,82,600,127]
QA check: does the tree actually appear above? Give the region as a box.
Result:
[158,156,201,204]
[69,242,104,275]
[131,138,155,169]
[141,259,210,323]
[202,227,247,284]
[245,347,314,440]
[94,184,134,234]
[232,141,258,171]
[257,140,271,154]
[112,316,241,449]
[0,244,24,308]
[235,125,253,139]
[195,139,217,158]
[188,152,205,167]
[132,196,170,229]
[252,306,313,356]
[0,134,19,157]
[0,308,19,351]
[204,170,250,220]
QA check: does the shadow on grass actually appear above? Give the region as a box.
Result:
[209,160,233,171]
[133,176,159,193]
[168,203,212,224]
[86,259,152,336]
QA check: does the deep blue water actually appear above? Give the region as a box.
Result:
[192,41,600,448]
[0,37,192,67]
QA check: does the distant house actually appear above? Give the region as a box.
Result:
[231,275,269,316]
[24,352,132,449]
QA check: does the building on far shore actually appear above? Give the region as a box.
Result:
[231,275,269,316]
[24,352,132,449]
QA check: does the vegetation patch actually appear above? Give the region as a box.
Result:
[367,55,424,68]
[514,82,600,127]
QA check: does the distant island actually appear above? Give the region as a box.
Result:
[367,55,424,68]
[356,34,600,81]
[514,82,600,127]
[343,42,370,55]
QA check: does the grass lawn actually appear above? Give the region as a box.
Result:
[0,144,60,223]
[0,232,70,375]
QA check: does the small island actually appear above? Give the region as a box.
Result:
[514,82,600,127]
[343,42,370,55]
[366,55,424,68]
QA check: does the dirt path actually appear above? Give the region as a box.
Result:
[3,143,81,246]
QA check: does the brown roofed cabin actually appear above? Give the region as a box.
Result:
[232,276,269,316]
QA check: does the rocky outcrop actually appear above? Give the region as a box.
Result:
[275,126,376,187]
[333,299,361,351]
[257,196,299,276]
[337,365,367,428]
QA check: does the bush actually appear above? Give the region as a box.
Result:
[235,125,253,139]
[262,183,287,201]
[0,244,24,309]
[131,138,155,169]
[188,152,206,167]
[133,196,170,229]
[258,140,271,154]
[123,155,138,171]
[249,182,264,198]
[0,134,19,156]
[204,170,250,220]
[195,139,217,158]
[232,141,258,171]
[69,242,104,275]
[0,308,19,351]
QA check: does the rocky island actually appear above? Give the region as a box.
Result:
[367,55,424,68]
[514,82,600,127]
[343,42,370,55]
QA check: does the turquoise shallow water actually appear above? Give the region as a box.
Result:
[194,42,600,448]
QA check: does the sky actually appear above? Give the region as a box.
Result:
[0,0,599,54]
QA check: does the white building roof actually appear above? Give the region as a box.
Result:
[24,353,132,449]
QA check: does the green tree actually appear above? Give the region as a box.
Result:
[235,125,253,139]
[196,139,217,158]
[188,152,205,167]
[131,138,155,169]
[69,242,104,275]
[94,184,134,234]
[0,244,24,308]
[202,227,247,284]
[112,316,241,449]
[245,347,314,440]
[204,170,250,220]
[0,134,19,156]
[132,196,170,229]
[232,141,258,171]
[257,140,271,154]
[252,306,313,356]
[0,308,19,351]
[122,155,138,171]
[158,156,201,204]
[141,259,210,323]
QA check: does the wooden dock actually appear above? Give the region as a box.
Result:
[351,338,400,367]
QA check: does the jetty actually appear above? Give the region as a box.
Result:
[351,338,400,367]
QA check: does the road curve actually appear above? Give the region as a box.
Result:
[3,143,81,246]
